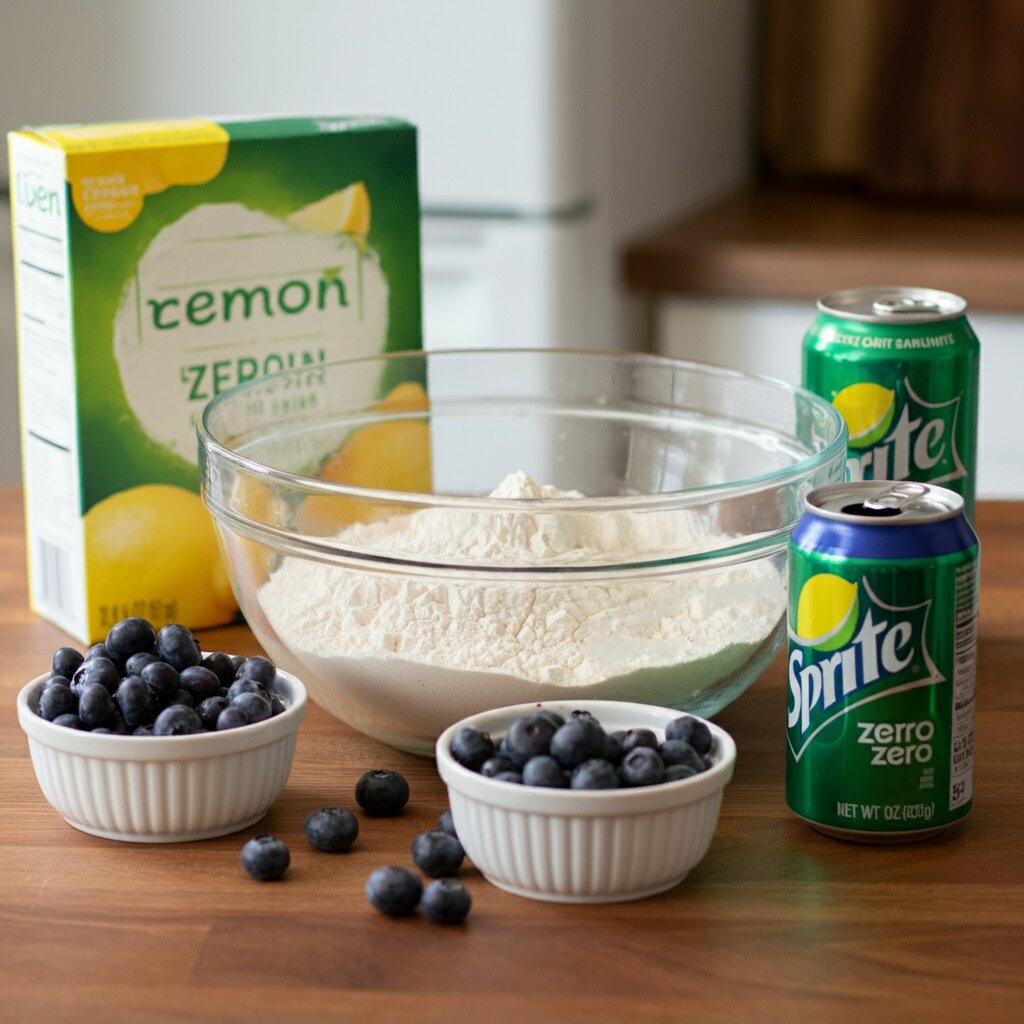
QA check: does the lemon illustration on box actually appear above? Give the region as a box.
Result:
[8,116,423,642]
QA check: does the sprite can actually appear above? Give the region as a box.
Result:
[786,481,978,842]
[803,287,980,521]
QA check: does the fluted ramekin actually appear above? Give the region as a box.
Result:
[436,699,736,903]
[17,665,306,843]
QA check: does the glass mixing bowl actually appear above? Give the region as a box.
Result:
[198,349,846,755]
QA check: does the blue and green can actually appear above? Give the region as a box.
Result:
[803,287,980,521]
[786,481,978,842]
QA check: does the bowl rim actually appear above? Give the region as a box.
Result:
[198,346,848,515]
[17,662,307,761]
[435,698,736,815]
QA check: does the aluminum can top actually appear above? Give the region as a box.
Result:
[816,287,967,324]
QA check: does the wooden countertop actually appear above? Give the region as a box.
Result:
[622,185,1024,312]
[1,486,1022,1022]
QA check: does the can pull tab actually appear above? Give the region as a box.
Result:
[862,482,929,513]
[872,296,943,316]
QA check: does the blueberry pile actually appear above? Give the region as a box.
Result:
[450,708,715,789]
[34,616,288,735]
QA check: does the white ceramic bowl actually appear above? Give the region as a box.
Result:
[16,665,306,843]
[435,699,736,903]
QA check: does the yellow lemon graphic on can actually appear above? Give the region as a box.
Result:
[795,573,859,651]
[832,382,896,449]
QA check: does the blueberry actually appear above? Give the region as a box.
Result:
[52,713,86,730]
[436,809,458,837]
[229,654,246,675]
[570,709,600,725]
[78,682,116,729]
[51,646,84,680]
[240,834,290,881]
[38,682,77,721]
[269,692,287,716]
[534,708,565,730]
[450,726,495,771]
[493,771,523,784]
[570,759,620,790]
[179,665,222,703]
[620,728,659,754]
[411,830,465,877]
[227,677,266,702]
[659,739,706,773]
[365,866,422,916]
[170,689,195,708]
[231,691,272,724]
[105,616,156,663]
[125,651,159,676]
[201,652,236,689]
[235,656,277,689]
[603,731,625,765]
[196,695,230,731]
[140,661,180,707]
[521,754,569,788]
[620,746,667,787]
[216,706,250,731]
[664,763,699,782]
[42,673,71,688]
[550,717,607,768]
[421,879,472,925]
[665,715,713,756]
[85,642,115,664]
[71,657,120,696]
[154,624,202,672]
[133,724,155,737]
[355,769,410,816]
[304,808,359,853]
[153,704,204,736]
[504,713,558,767]
[479,755,518,778]
[114,675,155,730]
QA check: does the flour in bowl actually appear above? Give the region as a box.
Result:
[255,471,785,750]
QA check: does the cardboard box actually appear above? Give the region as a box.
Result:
[8,115,422,642]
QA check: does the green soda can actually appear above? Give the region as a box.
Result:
[786,481,978,842]
[803,287,980,521]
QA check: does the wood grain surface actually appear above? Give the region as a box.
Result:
[1,487,1021,1023]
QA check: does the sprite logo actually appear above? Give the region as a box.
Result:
[834,378,965,485]
[787,573,942,761]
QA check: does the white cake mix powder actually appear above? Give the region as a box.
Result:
[256,471,785,749]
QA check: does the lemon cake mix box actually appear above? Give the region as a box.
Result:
[8,115,422,643]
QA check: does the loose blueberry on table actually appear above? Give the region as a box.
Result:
[304,808,360,853]
[411,830,465,877]
[451,709,716,789]
[365,866,423,916]
[421,879,472,924]
[34,616,288,735]
[240,835,291,881]
[355,769,410,817]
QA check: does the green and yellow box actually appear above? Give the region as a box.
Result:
[8,115,422,643]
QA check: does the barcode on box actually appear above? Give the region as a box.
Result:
[36,538,72,617]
